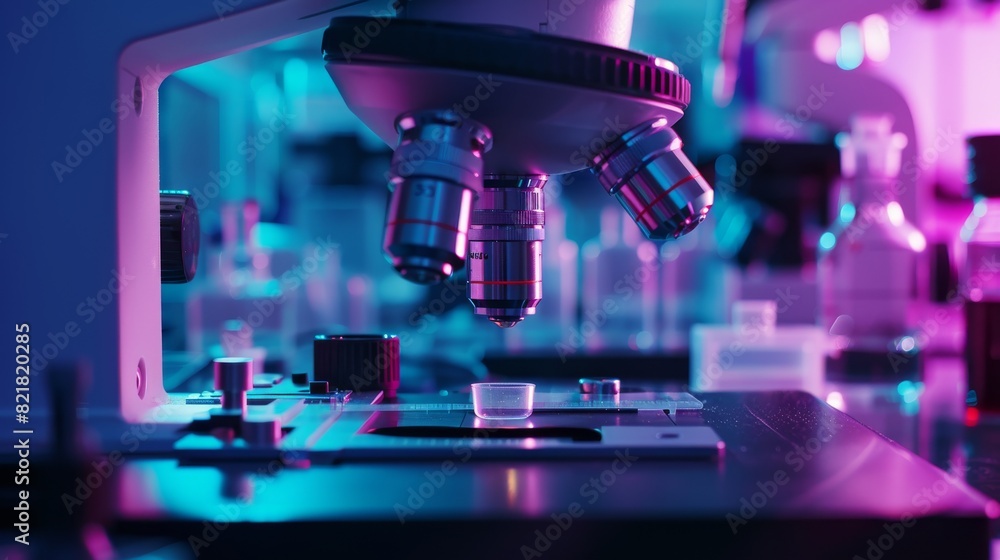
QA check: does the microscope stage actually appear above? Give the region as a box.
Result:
[174,386,722,461]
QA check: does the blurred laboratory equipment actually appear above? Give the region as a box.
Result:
[659,215,738,351]
[963,135,1000,412]
[286,133,393,334]
[187,200,299,371]
[581,206,659,352]
[691,300,826,395]
[818,114,926,376]
[713,141,840,326]
[219,319,266,376]
[150,1,1000,376]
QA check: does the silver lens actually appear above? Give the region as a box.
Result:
[467,176,546,328]
[383,110,493,284]
[592,118,713,239]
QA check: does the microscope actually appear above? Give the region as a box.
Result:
[6,0,711,428]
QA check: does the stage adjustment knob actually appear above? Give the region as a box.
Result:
[160,190,200,283]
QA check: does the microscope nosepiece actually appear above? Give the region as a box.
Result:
[592,118,713,239]
[383,110,493,284]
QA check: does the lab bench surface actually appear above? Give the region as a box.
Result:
[80,390,999,559]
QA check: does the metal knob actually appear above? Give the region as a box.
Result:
[214,357,253,414]
[579,377,621,395]
[160,190,200,283]
[243,417,282,446]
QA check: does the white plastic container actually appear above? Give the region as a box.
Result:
[690,301,826,395]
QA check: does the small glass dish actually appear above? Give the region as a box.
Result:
[471,383,535,420]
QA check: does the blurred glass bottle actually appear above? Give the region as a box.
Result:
[660,215,738,351]
[818,114,926,361]
[963,135,1000,411]
[580,206,658,352]
[187,199,298,370]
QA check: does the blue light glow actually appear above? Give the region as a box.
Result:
[839,203,856,223]
[974,197,988,217]
[836,23,864,70]
[819,232,837,250]
[283,58,309,96]
[896,380,924,404]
